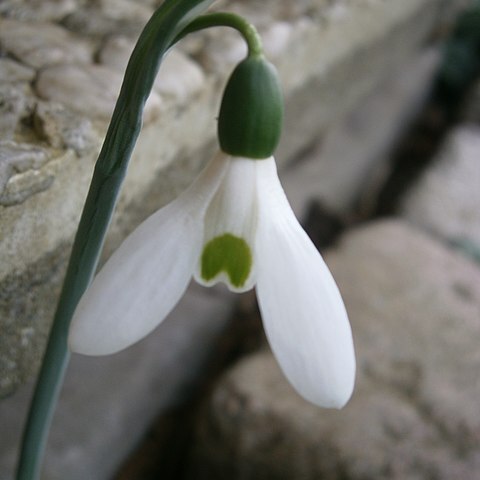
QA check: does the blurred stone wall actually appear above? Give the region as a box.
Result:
[0,0,470,479]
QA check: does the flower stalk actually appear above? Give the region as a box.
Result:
[15,1,218,479]
[173,12,264,57]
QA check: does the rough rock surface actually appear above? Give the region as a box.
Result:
[0,58,35,84]
[0,142,49,199]
[283,49,440,215]
[0,0,78,22]
[462,78,480,124]
[0,284,234,480]
[188,220,480,480]
[99,37,205,105]
[0,19,92,69]
[399,126,480,252]
[0,84,35,139]
[33,102,98,155]
[36,63,162,122]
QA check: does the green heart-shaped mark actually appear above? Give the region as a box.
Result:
[201,233,252,288]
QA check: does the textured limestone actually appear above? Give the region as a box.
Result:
[62,1,153,38]
[0,246,69,395]
[189,221,480,480]
[0,147,92,283]
[0,142,49,201]
[99,36,205,105]
[462,78,480,124]
[0,19,92,69]
[36,63,162,123]
[399,125,480,251]
[96,35,136,71]
[0,0,78,22]
[283,49,440,215]
[154,50,206,103]
[0,284,234,480]
[33,102,98,155]
[0,84,35,140]
[0,58,35,84]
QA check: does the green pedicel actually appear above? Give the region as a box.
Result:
[201,233,252,288]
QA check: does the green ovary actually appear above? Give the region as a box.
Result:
[201,233,252,288]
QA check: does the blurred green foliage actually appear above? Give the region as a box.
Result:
[437,1,480,94]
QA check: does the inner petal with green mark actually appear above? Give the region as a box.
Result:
[200,233,252,289]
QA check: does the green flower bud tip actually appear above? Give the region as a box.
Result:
[218,55,284,159]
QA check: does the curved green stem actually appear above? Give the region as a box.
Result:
[174,12,264,57]
[15,1,214,479]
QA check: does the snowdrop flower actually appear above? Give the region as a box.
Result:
[69,55,355,408]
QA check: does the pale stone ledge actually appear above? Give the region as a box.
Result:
[0,0,465,396]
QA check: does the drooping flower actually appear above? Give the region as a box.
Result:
[69,152,355,408]
[69,53,356,408]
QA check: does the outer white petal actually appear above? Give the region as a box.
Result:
[255,158,355,408]
[69,153,229,355]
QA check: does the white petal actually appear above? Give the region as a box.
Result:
[69,153,229,355]
[194,157,258,292]
[255,158,355,408]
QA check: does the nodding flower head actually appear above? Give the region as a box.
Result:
[68,55,356,409]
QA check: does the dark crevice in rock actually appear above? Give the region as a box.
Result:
[113,294,266,480]
[372,5,480,218]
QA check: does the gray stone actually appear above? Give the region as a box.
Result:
[436,0,473,26]
[61,1,153,38]
[283,49,440,215]
[0,283,234,480]
[0,171,54,207]
[0,84,35,139]
[154,50,205,103]
[399,125,480,252]
[35,63,162,122]
[0,141,49,198]
[275,0,444,164]
[0,0,78,22]
[0,19,92,69]
[189,220,480,480]
[196,27,247,71]
[96,35,135,72]
[99,36,206,105]
[96,0,153,24]
[260,21,294,60]
[0,246,68,397]
[0,58,35,84]
[35,63,123,120]
[199,18,295,67]
[62,8,126,38]
[33,102,98,155]
[221,0,317,23]
[462,79,480,124]
[0,141,54,207]
[0,146,94,285]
